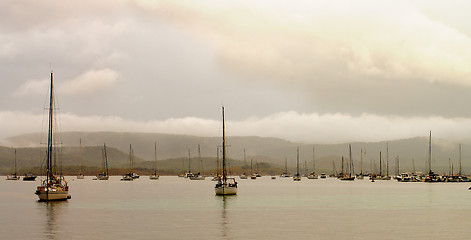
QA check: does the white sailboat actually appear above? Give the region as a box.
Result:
[121,144,135,181]
[35,72,70,201]
[95,143,109,180]
[149,142,160,180]
[307,146,318,179]
[6,149,20,180]
[215,106,237,195]
[190,145,205,180]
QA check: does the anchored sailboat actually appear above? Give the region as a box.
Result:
[307,146,318,179]
[35,72,70,201]
[215,106,237,195]
[95,143,109,180]
[121,144,135,181]
[6,149,20,180]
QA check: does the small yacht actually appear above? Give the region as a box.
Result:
[23,173,37,181]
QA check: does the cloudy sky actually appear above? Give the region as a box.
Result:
[1,0,471,144]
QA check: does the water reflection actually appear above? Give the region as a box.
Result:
[218,195,235,239]
[37,201,67,240]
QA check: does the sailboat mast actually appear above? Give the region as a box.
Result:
[459,144,462,176]
[79,138,82,175]
[379,151,382,176]
[188,149,191,173]
[104,143,109,176]
[428,131,432,174]
[154,142,157,174]
[387,142,390,177]
[14,148,17,175]
[46,71,54,183]
[198,144,203,174]
[222,106,227,182]
[360,148,363,175]
[312,146,315,175]
[349,144,353,177]
[296,147,300,176]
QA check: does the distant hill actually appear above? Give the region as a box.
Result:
[2,131,471,175]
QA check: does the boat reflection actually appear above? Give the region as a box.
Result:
[218,195,235,239]
[37,201,67,240]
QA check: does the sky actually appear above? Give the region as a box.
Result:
[1,0,471,144]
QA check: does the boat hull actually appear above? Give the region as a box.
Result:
[97,175,109,180]
[35,187,70,201]
[149,175,160,180]
[215,186,237,195]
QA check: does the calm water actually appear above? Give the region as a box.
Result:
[1,176,471,239]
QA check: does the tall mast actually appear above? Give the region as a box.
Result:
[188,149,191,173]
[312,146,315,175]
[14,148,17,175]
[46,71,54,182]
[198,144,203,174]
[459,144,462,176]
[79,138,82,175]
[428,131,432,175]
[379,151,382,176]
[216,147,220,177]
[154,142,157,174]
[349,144,353,177]
[104,143,108,176]
[222,106,227,182]
[386,142,389,177]
[360,148,363,175]
[296,147,300,176]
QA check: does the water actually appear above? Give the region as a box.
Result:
[1,176,471,239]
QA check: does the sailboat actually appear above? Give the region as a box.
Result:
[95,143,109,180]
[340,145,355,181]
[77,138,84,179]
[6,149,20,180]
[190,145,205,180]
[149,142,160,180]
[35,72,70,201]
[215,106,238,195]
[307,146,318,179]
[424,131,442,182]
[293,147,301,181]
[121,145,135,181]
[280,158,290,177]
[250,159,257,179]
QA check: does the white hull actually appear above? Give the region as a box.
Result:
[6,175,20,180]
[35,187,70,201]
[215,186,237,195]
[77,175,84,179]
[149,175,160,180]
